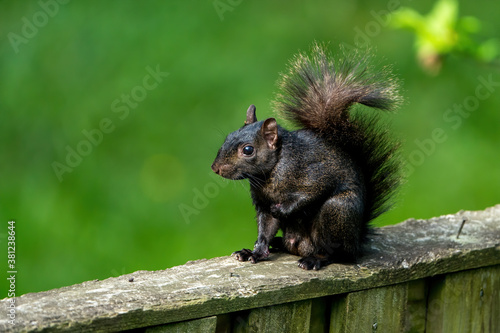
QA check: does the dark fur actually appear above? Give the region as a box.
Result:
[212,44,401,270]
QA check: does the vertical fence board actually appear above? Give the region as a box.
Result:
[330,280,427,333]
[329,294,347,333]
[309,297,330,333]
[231,310,250,333]
[245,300,312,333]
[426,265,500,333]
[405,279,427,332]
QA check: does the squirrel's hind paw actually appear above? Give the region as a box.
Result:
[298,256,328,270]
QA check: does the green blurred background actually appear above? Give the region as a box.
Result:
[1,0,499,296]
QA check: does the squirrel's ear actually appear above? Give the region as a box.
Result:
[262,118,278,149]
[245,105,257,125]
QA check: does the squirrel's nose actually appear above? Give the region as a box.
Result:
[211,162,220,175]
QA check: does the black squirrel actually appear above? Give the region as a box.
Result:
[211,44,401,270]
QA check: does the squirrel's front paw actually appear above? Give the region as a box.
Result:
[232,248,268,264]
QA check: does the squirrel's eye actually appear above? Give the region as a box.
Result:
[242,145,254,156]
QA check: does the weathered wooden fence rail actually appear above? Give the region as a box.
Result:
[1,205,499,332]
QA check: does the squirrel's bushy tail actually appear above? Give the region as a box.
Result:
[274,43,402,221]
